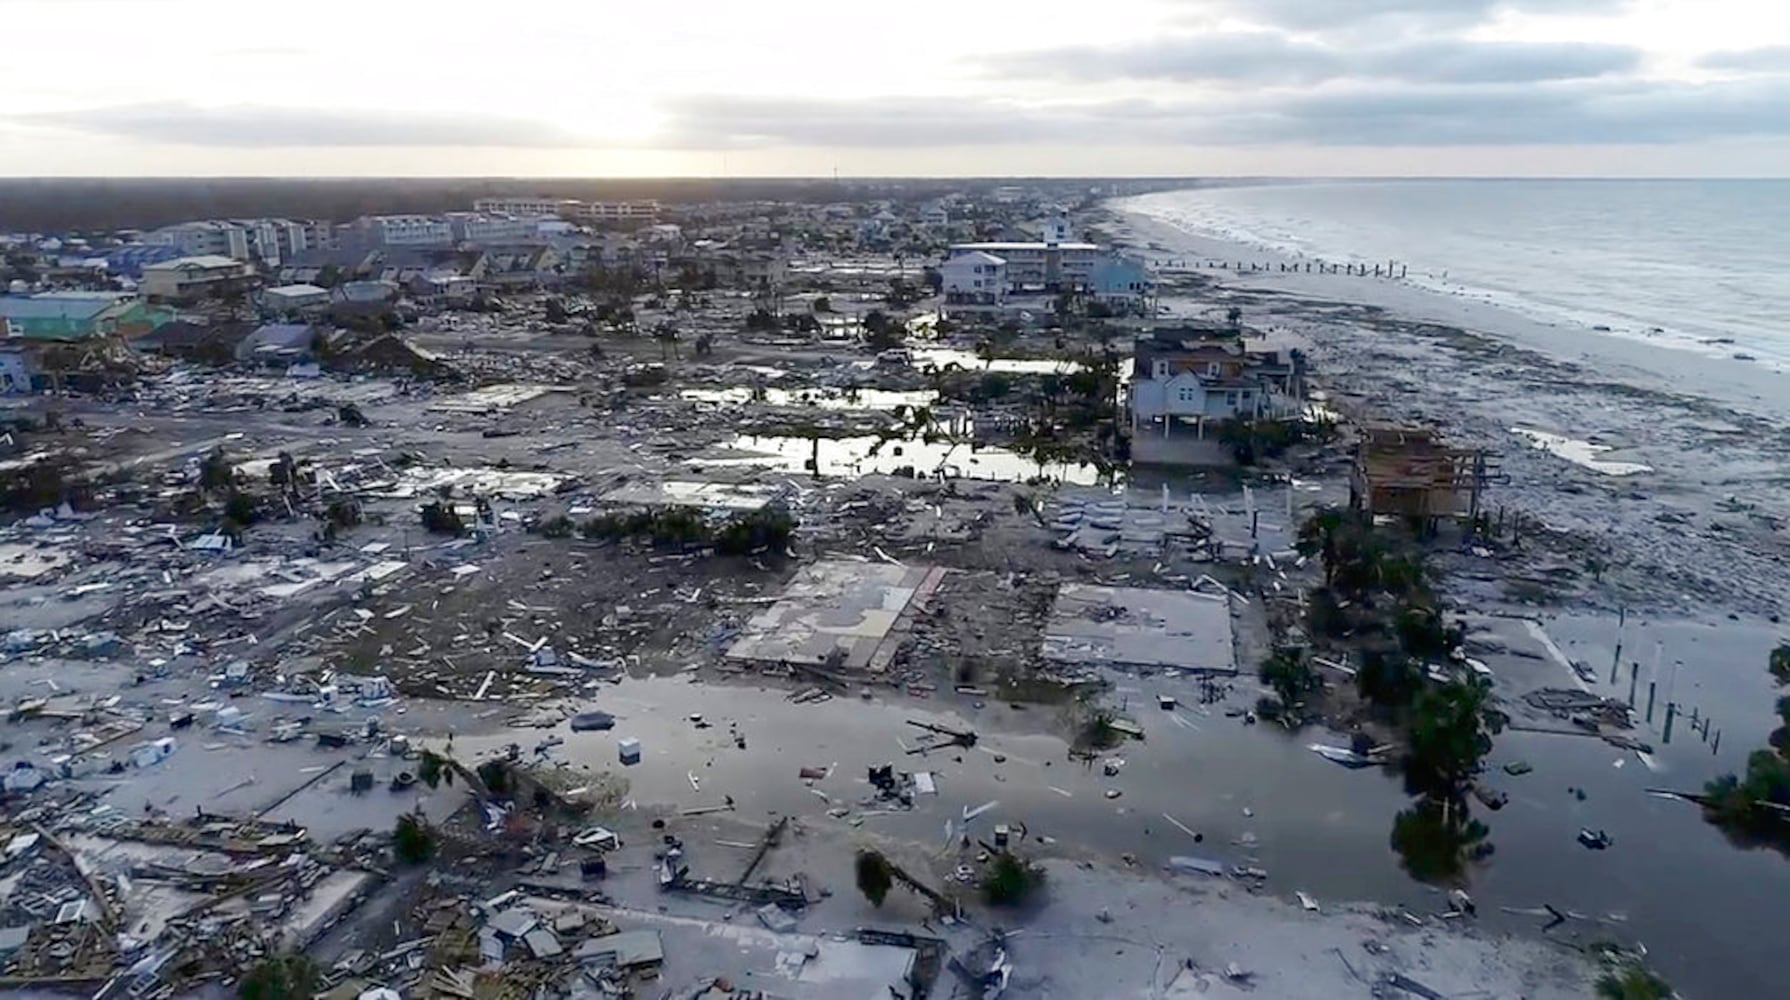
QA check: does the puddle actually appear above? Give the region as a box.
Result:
[445,672,1417,908]
[693,433,1109,486]
[679,387,938,411]
[911,348,1086,375]
[1511,428,1652,476]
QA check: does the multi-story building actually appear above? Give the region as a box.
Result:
[945,241,1102,290]
[444,213,541,245]
[140,255,257,301]
[471,197,659,222]
[147,221,240,258]
[572,201,660,223]
[146,218,325,267]
[1128,330,1304,433]
[350,215,454,248]
[939,251,1007,315]
[471,197,575,218]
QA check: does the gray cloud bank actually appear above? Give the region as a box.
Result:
[654,77,1788,149]
[988,35,1642,85]
[13,103,590,148]
[1176,0,1633,34]
[13,75,1785,153]
[1697,45,1790,74]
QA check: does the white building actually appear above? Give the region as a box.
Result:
[1128,335,1303,440]
[946,241,1102,290]
[918,202,949,227]
[1029,215,1073,243]
[352,215,453,247]
[147,221,239,258]
[572,201,660,223]
[444,213,541,245]
[939,251,1007,314]
[140,255,256,300]
[472,197,574,218]
[147,219,321,267]
[262,283,331,313]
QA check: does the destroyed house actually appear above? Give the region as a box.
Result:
[479,245,561,289]
[130,320,255,365]
[236,322,320,364]
[1350,423,1486,521]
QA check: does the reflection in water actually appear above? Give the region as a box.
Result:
[694,431,1113,486]
[680,386,938,410]
[1390,797,1492,884]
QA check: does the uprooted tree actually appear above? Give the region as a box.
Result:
[392,812,436,865]
[982,852,1046,906]
[237,953,319,1000]
[855,849,896,907]
[1259,646,1320,716]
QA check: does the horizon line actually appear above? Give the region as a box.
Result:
[0,174,1784,183]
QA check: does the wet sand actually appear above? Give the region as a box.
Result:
[1101,203,1790,624]
[1090,201,1790,996]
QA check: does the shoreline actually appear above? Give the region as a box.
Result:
[1097,199,1790,623]
[1101,197,1790,425]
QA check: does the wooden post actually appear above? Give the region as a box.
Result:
[1646,681,1656,723]
[1611,606,1625,682]
[1628,662,1639,706]
[1663,702,1675,744]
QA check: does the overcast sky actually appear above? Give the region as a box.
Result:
[2,0,1787,176]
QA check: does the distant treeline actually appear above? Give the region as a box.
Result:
[0,177,1192,234]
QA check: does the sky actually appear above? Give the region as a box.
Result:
[2,0,1787,177]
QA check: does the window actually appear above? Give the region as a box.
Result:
[1207,362,1221,377]
[1225,391,1239,407]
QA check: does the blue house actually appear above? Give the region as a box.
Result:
[1088,255,1154,314]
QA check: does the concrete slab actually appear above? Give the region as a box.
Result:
[1043,584,1235,674]
[726,561,945,672]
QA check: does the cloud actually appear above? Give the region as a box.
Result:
[986,35,1641,86]
[648,77,1789,150]
[12,102,592,148]
[1178,0,1632,34]
[650,95,1132,149]
[1370,39,1640,84]
[1697,45,1790,74]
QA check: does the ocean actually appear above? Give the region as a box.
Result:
[1121,178,1790,365]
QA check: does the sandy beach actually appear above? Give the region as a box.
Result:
[1099,201,1790,623]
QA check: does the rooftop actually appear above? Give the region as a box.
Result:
[144,255,245,271]
[0,294,123,322]
[949,241,1101,252]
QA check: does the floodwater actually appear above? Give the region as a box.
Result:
[911,348,1086,376]
[451,610,1790,997]
[1510,427,1652,476]
[692,433,1109,486]
[679,387,938,411]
